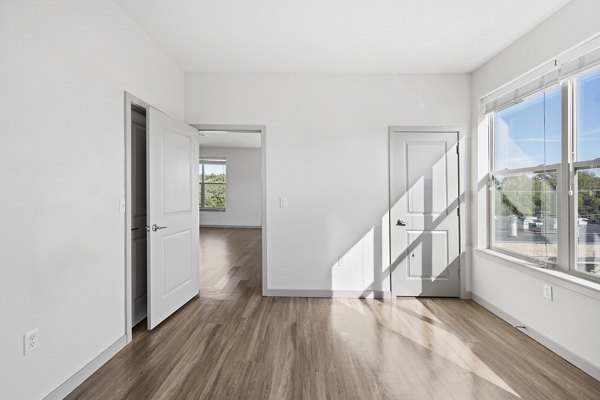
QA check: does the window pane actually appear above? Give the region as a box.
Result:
[199,183,203,207]
[576,69,600,162]
[204,183,226,208]
[494,86,562,170]
[493,172,557,261]
[576,168,600,275]
[204,163,226,183]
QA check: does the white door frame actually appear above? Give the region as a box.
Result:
[193,124,268,297]
[388,126,467,298]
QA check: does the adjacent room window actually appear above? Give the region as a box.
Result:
[199,158,226,210]
[491,86,561,263]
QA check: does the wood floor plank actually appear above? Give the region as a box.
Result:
[66,227,600,400]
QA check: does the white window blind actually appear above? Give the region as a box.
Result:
[481,34,600,115]
[559,45,600,80]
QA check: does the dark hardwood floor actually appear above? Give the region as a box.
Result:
[68,227,600,400]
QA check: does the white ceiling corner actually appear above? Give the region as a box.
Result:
[113,0,571,73]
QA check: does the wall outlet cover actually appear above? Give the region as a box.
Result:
[543,284,553,301]
[24,329,39,355]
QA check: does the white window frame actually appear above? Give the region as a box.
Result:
[199,158,227,211]
[568,66,600,283]
[487,66,600,284]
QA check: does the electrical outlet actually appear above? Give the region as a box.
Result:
[24,329,39,355]
[543,284,553,301]
[337,256,345,266]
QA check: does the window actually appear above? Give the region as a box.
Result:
[490,86,561,263]
[574,168,600,275]
[574,68,600,277]
[199,158,226,210]
[484,40,600,282]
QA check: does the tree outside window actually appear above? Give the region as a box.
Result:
[199,159,226,210]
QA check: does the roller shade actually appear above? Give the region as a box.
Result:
[481,33,600,115]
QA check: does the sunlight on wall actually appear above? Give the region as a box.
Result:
[330,227,375,291]
[328,135,465,295]
[329,212,390,294]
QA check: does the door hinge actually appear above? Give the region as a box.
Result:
[456,145,459,154]
[457,207,460,217]
[458,268,461,278]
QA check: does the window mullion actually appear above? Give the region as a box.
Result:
[556,82,572,272]
[201,163,205,208]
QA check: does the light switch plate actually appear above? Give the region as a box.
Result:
[279,197,288,208]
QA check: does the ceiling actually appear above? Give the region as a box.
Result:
[194,128,262,148]
[113,0,570,73]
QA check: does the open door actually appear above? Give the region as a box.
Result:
[147,107,199,329]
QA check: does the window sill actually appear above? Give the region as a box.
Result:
[474,248,600,300]
[200,208,226,212]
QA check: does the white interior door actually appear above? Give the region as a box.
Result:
[147,107,199,329]
[390,130,460,297]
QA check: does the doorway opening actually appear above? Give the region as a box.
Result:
[130,104,148,330]
[125,94,152,341]
[124,93,201,342]
[192,125,267,295]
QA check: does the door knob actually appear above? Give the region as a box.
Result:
[396,220,407,226]
[151,224,168,232]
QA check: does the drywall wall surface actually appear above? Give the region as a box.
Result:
[199,147,262,227]
[186,72,471,293]
[0,1,184,398]
[470,0,600,375]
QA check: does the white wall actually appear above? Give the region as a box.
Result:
[0,1,184,399]
[199,147,262,227]
[186,73,471,294]
[470,0,600,376]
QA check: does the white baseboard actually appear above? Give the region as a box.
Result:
[44,336,127,400]
[265,289,392,299]
[472,293,600,382]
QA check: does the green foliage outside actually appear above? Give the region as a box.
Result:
[205,173,225,184]
[494,173,557,219]
[494,170,600,224]
[577,170,600,223]
[200,173,226,209]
